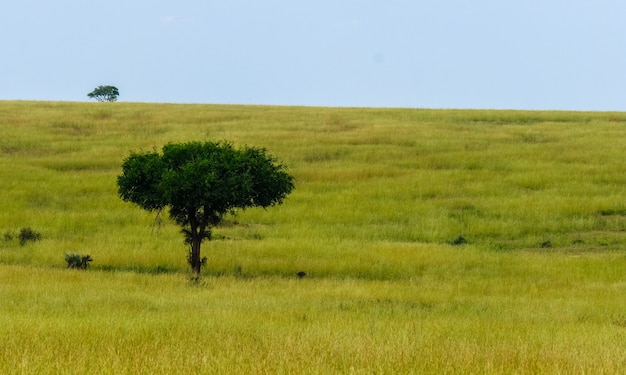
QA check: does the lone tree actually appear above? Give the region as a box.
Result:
[117,141,294,276]
[87,85,119,102]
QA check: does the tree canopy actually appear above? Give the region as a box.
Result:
[117,141,294,275]
[87,85,119,102]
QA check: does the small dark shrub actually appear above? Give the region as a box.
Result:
[65,253,93,269]
[18,227,42,246]
[3,230,15,242]
[451,235,468,246]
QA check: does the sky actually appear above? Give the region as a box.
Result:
[2,0,625,111]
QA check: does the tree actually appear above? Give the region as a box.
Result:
[87,85,119,102]
[117,141,294,276]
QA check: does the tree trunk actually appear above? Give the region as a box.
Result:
[190,234,202,276]
[188,212,203,276]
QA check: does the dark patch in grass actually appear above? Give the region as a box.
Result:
[599,209,626,216]
[540,240,552,248]
[41,161,116,172]
[613,316,626,328]
[450,235,468,246]
[3,230,15,242]
[95,264,178,275]
[339,298,434,313]
[234,264,244,277]
[303,150,345,163]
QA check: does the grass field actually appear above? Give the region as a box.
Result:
[1,101,626,373]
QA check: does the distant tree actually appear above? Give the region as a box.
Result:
[117,141,294,276]
[87,85,119,102]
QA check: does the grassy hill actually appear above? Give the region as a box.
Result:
[1,101,625,373]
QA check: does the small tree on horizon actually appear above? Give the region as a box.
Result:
[117,141,294,277]
[87,85,119,102]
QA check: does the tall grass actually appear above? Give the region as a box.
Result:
[2,254,625,374]
[1,101,626,373]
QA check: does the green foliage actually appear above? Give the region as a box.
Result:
[87,85,119,102]
[64,253,93,269]
[18,227,42,246]
[3,228,42,246]
[117,141,294,274]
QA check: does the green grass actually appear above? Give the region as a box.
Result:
[1,101,626,373]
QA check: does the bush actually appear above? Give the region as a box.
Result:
[3,230,15,242]
[3,227,42,246]
[64,253,93,269]
[18,227,42,246]
[451,235,468,246]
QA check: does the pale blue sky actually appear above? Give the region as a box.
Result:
[2,0,625,110]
